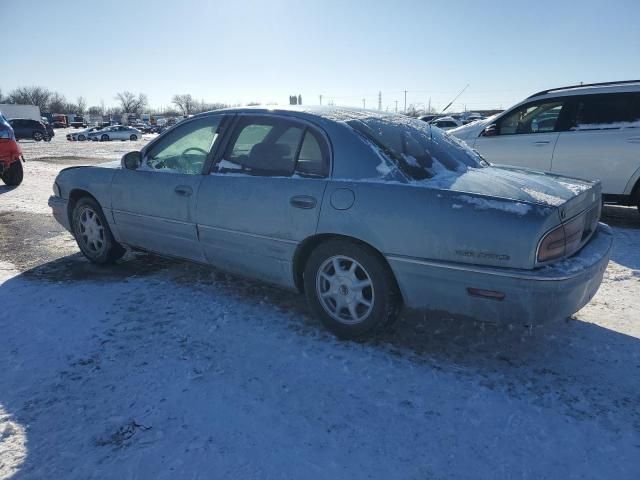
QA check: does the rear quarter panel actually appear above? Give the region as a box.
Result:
[317,180,560,270]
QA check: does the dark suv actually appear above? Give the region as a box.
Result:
[8,118,53,142]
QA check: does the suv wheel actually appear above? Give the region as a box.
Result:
[1,161,24,186]
[72,197,125,264]
[303,239,400,339]
[33,131,43,141]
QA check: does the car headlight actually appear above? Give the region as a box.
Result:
[53,182,61,197]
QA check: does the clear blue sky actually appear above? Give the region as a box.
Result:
[4,0,639,112]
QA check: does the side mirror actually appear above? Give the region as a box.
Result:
[122,151,142,170]
[481,124,498,137]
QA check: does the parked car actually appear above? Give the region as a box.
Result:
[87,125,142,141]
[67,126,103,141]
[429,116,463,130]
[8,118,52,142]
[0,112,23,186]
[49,107,611,338]
[448,80,640,211]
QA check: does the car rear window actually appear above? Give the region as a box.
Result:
[346,116,487,181]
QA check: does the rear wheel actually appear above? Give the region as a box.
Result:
[72,197,125,264]
[101,134,109,142]
[130,134,138,141]
[304,239,400,339]
[1,161,23,186]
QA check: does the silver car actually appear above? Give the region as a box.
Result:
[88,125,142,142]
[49,107,612,338]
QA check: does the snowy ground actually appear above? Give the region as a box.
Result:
[0,135,639,479]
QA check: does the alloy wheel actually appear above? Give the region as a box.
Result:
[316,255,375,325]
[77,207,105,255]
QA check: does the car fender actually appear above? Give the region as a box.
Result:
[623,164,640,197]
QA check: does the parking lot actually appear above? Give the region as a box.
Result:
[0,129,638,478]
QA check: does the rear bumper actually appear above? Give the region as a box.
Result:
[48,196,71,232]
[387,223,613,325]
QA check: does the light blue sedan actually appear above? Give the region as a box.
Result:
[49,107,612,338]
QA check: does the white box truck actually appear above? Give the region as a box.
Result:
[0,104,42,121]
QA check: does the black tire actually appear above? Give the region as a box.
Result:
[303,239,400,339]
[101,134,109,142]
[44,136,51,142]
[33,131,43,141]
[130,134,138,141]
[78,134,86,141]
[72,197,125,264]
[1,161,24,186]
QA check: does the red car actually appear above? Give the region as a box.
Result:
[0,113,24,186]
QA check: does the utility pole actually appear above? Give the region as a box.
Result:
[394,100,398,113]
[403,90,407,113]
[319,94,323,105]
[378,91,382,111]
[427,97,431,114]
[362,98,366,109]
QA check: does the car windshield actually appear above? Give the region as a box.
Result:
[346,116,487,181]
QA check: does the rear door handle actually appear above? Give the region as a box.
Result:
[290,195,316,209]
[532,140,550,145]
[175,185,193,197]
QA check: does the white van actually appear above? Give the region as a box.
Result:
[449,80,640,210]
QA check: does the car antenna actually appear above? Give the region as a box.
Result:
[440,84,469,114]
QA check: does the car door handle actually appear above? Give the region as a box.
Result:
[532,140,550,145]
[175,185,193,197]
[290,195,317,209]
[626,136,640,144]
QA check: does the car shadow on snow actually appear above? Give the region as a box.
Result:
[0,184,18,195]
[0,249,639,476]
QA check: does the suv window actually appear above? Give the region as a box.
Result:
[143,115,222,175]
[497,100,565,135]
[571,93,640,130]
[219,116,323,177]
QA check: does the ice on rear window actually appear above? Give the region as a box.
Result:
[346,115,486,182]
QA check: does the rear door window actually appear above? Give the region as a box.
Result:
[218,116,328,177]
[570,93,640,130]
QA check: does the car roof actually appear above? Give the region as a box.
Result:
[192,105,403,125]
[527,80,640,101]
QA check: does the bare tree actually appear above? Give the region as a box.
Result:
[47,92,67,113]
[76,96,87,115]
[115,91,148,114]
[172,94,196,115]
[7,86,52,111]
[0,88,5,103]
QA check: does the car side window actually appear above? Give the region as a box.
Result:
[217,117,305,176]
[570,93,640,130]
[497,101,565,135]
[296,129,328,177]
[142,116,222,175]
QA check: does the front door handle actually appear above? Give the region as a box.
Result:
[532,140,550,146]
[290,195,317,209]
[175,185,193,197]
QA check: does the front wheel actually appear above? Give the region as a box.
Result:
[78,134,86,141]
[101,134,109,142]
[33,131,43,141]
[130,134,138,141]
[1,161,23,186]
[72,197,125,264]
[304,239,400,339]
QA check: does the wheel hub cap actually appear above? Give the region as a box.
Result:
[78,207,105,254]
[316,255,375,325]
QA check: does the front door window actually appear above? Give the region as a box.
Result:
[142,116,222,175]
[498,101,565,135]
